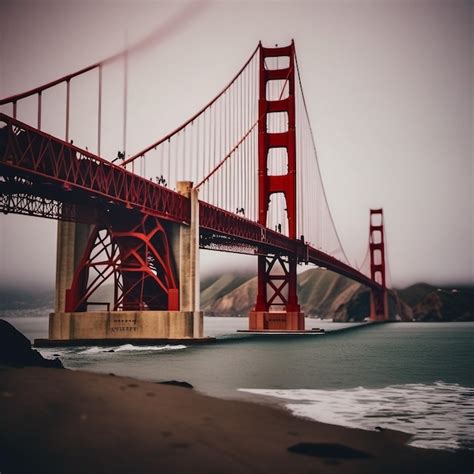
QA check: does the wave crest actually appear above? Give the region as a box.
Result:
[240,382,474,451]
[79,344,187,354]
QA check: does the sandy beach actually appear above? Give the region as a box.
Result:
[0,366,471,474]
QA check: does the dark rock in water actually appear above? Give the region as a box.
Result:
[288,442,372,459]
[375,426,384,432]
[104,349,115,353]
[159,380,194,389]
[0,319,63,368]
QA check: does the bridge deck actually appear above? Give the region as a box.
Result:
[0,113,379,290]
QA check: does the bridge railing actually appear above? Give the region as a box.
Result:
[0,113,190,223]
[307,246,380,290]
[199,199,380,290]
[199,200,305,255]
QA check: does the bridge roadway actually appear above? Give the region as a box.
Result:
[0,113,379,290]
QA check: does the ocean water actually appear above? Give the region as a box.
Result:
[3,314,474,451]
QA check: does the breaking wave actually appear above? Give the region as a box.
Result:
[240,382,474,451]
[78,344,187,354]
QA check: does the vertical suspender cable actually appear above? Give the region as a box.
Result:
[196,119,200,185]
[37,92,42,130]
[98,64,102,156]
[183,128,186,181]
[167,139,171,187]
[123,48,128,160]
[65,80,70,142]
[228,89,231,210]
[209,104,213,194]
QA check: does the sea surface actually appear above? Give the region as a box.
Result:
[3,312,474,452]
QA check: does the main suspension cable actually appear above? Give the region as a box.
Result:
[294,50,351,265]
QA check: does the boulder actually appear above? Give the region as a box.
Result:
[159,380,194,389]
[0,319,63,368]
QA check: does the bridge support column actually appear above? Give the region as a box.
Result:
[250,254,304,331]
[370,289,388,322]
[176,181,203,338]
[54,217,93,313]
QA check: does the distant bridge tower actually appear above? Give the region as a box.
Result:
[250,41,304,331]
[369,208,388,321]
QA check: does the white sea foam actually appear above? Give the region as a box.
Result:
[78,344,187,354]
[114,344,187,352]
[240,382,474,451]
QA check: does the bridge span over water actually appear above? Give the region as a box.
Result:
[0,40,389,342]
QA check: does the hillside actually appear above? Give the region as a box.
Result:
[0,287,54,311]
[409,286,474,322]
[202,269,473,322]
[201,272,254,314]
[203,268,412,322]
[1,270,472,322]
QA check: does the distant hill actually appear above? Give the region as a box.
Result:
[201,268,363,318]
[201,273,252,314]
[201,273,256,316]
[406,285,474,322]
[397,283,438,307]
[1,270,472,322]
[202,268,412,322]
[201,269,473,322]
[0,287,54,311]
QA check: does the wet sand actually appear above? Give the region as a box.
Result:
[0,366,471,473]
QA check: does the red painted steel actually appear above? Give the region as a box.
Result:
[0,39,390,320]
[0,114,382,293]
[254,41,302,323]
[199,200,298,254]
[65,214,178,312]
[369,209,388,320]
[0,192,92,223]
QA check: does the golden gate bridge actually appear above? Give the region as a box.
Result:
[0,39,388,342]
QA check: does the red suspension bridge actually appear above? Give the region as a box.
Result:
[0,40,389,340]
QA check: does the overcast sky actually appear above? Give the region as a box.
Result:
[0,0,472,290]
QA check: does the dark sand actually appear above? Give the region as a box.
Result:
[0,366,471,473]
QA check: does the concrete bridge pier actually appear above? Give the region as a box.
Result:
[370,289,389,321]
[176,181,203,338]
[54,218,93,314]
[46,186,204,344]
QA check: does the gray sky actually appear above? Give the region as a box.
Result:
[0,0,472,290]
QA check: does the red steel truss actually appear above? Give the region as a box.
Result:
[0,38,388,318]
[65,214,179,312]
[0,114,381,298]
[0,114,189,223]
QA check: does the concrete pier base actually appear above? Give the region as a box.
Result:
[55,219,93,313]
[47,310,204,341]
[44,182,206,345]
[249,311,305,331]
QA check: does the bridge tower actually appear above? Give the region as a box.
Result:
[369,208,388,321]
[249,41,304,331]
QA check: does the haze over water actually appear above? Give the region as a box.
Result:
[6,314,474,452]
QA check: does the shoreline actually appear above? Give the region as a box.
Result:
[1,366,472,473]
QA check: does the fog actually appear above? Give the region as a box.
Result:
[0,0,472,290]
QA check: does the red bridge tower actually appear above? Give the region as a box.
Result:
[250,41,304,331]
[369,208,388,321]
